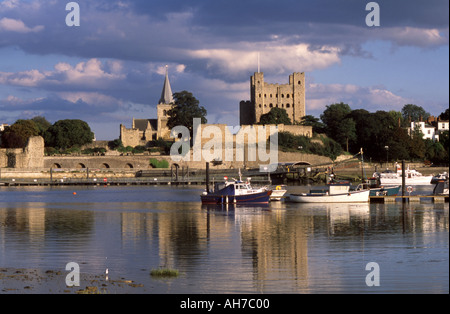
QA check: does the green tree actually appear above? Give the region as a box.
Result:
[44,119,94,149]
[439,108,449,121]
[401,104,430,123]
[320,102,355,152]
[167,91,207,143]
[31,116,52,136]
[258,107,292,125]
[0,119,39,148]
[300,115,325,134]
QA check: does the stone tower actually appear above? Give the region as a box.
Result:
[157,65,174,139]
[240,72,306,125]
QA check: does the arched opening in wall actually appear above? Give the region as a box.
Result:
[77,163,86,169]
[125,163,133,169]
[101,163,110,169]
[52,163,62,169]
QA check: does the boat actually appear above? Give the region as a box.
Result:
[200,175,272,205]
[264,184,287,201]
[358,176,401,196]
[288,180,370,203]
[373,163,433,185]
[431,172,448,184]
[433,178,449,196]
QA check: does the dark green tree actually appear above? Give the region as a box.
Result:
[44,119,94,149]
[401,104,430,124]
[166,91,207,142]
[320,102,356,152]
[0,119,40,148]
[258,107,292,125]
[300,115,325,134]
[439,108,449,121]
[31,116,52,136]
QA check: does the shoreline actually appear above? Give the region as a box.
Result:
[0,267,156,294]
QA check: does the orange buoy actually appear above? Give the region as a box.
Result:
[73,192,77,195]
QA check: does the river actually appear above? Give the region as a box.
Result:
[0,184,448,294]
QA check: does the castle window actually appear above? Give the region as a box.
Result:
[264,94,267,98]
[281,94,284,98]
[286,104,290,108]
[286,94,290,98]
[259,94,261,98]
[269,104,273,108]
[270,94,272,98]
[276,104,278,108]
[281,104,284,108]
[163,110,167,116]
[298,81,301,85]
[259,104,262,108]
[264,104,267,108]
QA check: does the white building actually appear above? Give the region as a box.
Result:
[409,121,438,141]
[0,123,9,132]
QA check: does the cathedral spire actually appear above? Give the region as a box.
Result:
[158,65,174,104]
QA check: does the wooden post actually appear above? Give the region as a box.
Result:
[205,162,210,193]
[402,160,406,202]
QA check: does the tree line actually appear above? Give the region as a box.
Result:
[0,117,94,153]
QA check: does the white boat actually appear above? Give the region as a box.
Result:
[288,181,370,203]
[201,172,271,204]
[266,185,287,201]
[373,163,433,185]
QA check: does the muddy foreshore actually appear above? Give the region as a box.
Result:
[0,267,171,294]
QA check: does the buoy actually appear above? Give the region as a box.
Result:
[73,192,77,195]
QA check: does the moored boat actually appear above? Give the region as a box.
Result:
[358,177,401,196]
[373,163,433,185]
[265,184,287,201]
[201,176,272,204]
[288,181,370,203]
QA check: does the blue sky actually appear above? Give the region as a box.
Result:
[0,0,448,140]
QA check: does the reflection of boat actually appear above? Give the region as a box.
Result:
[373,163,433,185]
[288,181,370,203]
[201,176,272,205]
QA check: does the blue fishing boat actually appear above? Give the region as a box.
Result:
[361,177,401,196]
[200,176,272,205]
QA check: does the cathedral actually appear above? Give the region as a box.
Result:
[120,66,174,147]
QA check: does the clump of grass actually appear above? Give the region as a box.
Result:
[150,268,179,278]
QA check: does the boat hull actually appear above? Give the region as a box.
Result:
[289,190,370,203]
[369,185,400,196]
[201,190,272,204]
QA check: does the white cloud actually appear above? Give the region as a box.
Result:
[0,17,43,33]
[379,27,449,47]
[0,58,125,89]
[307,82,411,115]
[186,43,341,77]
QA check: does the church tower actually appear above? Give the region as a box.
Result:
[157,66,174,139]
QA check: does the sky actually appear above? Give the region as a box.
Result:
[0,0,448,140]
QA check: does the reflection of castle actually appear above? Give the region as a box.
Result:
[120,66,174,147]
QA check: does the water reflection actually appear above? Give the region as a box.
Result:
[0,187,448,293]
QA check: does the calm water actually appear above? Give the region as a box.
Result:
[0,184,448,293]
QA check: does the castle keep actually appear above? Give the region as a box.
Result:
[240,72,306,125]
